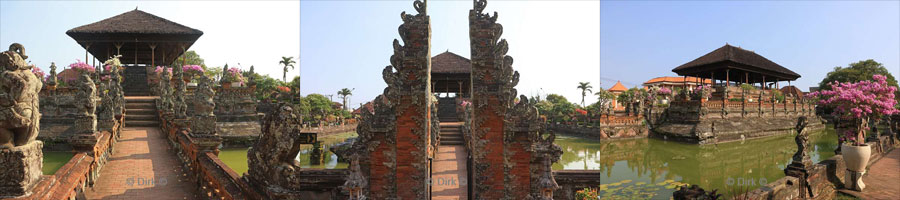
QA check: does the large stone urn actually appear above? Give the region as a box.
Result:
[842,143,871,191]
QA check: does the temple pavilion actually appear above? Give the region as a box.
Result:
[431,51,471,122]
[67,9,203,96]
[672,44,800,90]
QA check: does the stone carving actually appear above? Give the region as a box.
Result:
[0,43,43,198]
[191,76,217,136]
[73,73,99,136]
[47,62,57,87]
[344,154,367,200]
[158,69,174,114]
[173,64,187,119]
[106,56,124,117]
[246,101,306,197]
[784,116,814,198]
[0,43,42,149]
[672,184,722,200]
[96,76,115,131]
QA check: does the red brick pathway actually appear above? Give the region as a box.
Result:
[432,145,468,200]
[856,148,900,200]
[84,127,197,200]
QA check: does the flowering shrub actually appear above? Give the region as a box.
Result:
[658,87,672,96]
[575,108,588,115]
[277,86,291,93]
[575,187,598,200]
[808,74,898,145]
[31,66,45,81]
[68,60,94,73]
[183,64,204,73]
[691,85,712,100]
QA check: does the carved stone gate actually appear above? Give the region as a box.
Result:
[346,0,562,199]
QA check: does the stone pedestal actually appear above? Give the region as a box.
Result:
[74,115,97,134]
[845,170,866,191]
[0,141,43,198]
[174,118,191,132]
[97,117,116,132]
[190,115,216,135]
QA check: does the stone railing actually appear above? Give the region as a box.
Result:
[12,116,123,200]
[156,101,351,199]
[743,135,897,199]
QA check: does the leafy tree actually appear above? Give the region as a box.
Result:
[546,94,576,122]
[279,56,296,82]
[204,66,223,82]
[243,71,286,100]
[577,82,593,108]
[302,93,335,122]
[819,59,898,91]
[594,88,615,113]
[173,50,205,69]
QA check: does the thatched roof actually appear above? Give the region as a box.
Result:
[66,9,202,65]
[67,9,202,36]
[672,44,800,81]
[431,51,470,75]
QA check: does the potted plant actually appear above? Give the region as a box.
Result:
[692,85,712,102]
[808,74,898,191]
[224,67,244,88]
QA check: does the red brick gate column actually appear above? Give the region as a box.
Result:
[469,0,563,199]
[350,1,435,199]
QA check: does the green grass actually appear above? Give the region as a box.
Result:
[42,151,74,175]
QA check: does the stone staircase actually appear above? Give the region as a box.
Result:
[122,65,152,96]
[439,122,464,146]
[124,97,159,127]
[437,97,458,122]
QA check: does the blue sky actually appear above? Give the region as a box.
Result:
[1,1,299,82]
[601,0,900,93]
[301,1,600,108]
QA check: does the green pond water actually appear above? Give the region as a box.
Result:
[551,127,838,199]
[42,151,75,175]
[215,127,838,199]
[219,131,358,175]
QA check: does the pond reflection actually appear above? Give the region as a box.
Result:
[219,131,357,174]
[552,128,838,199]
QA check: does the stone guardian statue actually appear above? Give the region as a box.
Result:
[0,43,44,198]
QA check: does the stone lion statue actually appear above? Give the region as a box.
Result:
[0,43,42,149]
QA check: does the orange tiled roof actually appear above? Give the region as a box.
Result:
[644,76,712,85]
[608,81,627,92]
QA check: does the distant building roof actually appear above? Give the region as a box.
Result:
[431,51,471,75]
[672,44,800,81]
[780,86,804,97]
[643,76,712,85]
[608,81,627,92]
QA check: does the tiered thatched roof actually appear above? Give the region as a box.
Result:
[66,9,203,65]
[673,44,800,82]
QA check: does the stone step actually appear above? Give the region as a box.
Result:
[125,120,159,127]
[439,123,463,128]
[126,114,157,121]
[124,98,156,103]
[125,103,155,109]
[440,127,461,131]
[440,140,464,145]
[127,108,156,115]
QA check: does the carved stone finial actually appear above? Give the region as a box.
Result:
[47,62,57,86]
[191,76,217,136]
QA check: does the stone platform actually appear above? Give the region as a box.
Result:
[0,141,43,198]
[653,115,825,144]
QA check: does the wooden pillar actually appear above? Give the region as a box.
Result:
[745,72,749,85]
[726,69,730,86]
[84,43,91,63]
[762,75,766,89]
[150,44,157,68]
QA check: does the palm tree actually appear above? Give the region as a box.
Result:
[279,56,296,82]
[338,88,353,111]
[577,82,593,108]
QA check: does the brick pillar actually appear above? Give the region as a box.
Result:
[352,1,433,199]
[469,0,562,198]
